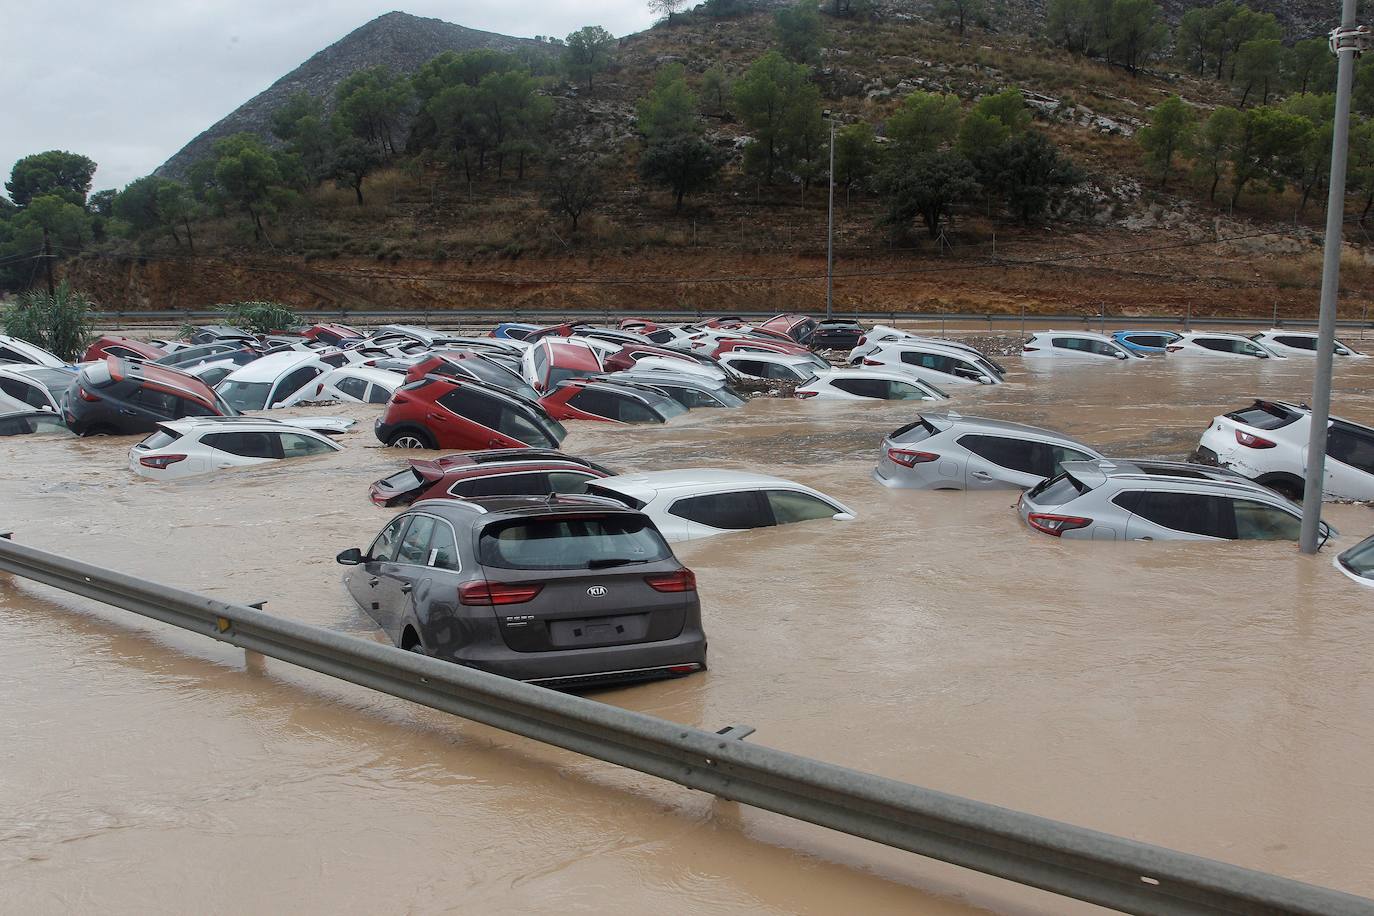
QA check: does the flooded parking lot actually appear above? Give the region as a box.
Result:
[3,352,1373,914]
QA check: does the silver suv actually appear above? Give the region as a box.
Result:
[875,414,1102,490]
[1017,459,1335,543]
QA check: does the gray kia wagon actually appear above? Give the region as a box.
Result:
[337,496,707,688]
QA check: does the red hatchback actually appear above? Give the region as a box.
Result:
[81,336,167,363]
[539,378,689,424]
[375,376,566,450]
[368,448,615,506]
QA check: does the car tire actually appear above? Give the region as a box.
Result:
[387,429,435,450]
[84,425,119,437]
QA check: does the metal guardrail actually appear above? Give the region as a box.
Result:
[92,307,1374,334]
[1,534,1370,916]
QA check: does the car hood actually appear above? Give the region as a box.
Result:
[277,416,357,434]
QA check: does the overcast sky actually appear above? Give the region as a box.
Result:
[1,2,656,198]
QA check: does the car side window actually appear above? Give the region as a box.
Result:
[369,517,409,562]
[960,435,1039,475]
[132,386,181,416]
[1327,423,1374,474]
[832,377,887,399]
[0,378,49,408]
[888,380,930,401]
[1232,500,1302,540]
[1275,336,1317,350]
[397,515,436,565]
[280,432,333,458]
[203,431,281,459]
[1195,338,1229,353]
[427,521,460,570]
[274,366,322,404]
[336,376,368,400]
[440,387,501,429]
[451,472,548,498]
[499,406,554,447]
[616,397,657,423]
[0,346,32,363]
[568,388,617,418]
[765,490,838,524]
[1132,492,1235,538]
[366,383,391,404]
[179,398,217,418]
[547,471,594,494]
[1045,445,1095,478]
[668,491,772,530]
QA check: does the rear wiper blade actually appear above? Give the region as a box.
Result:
[586,557,650,569]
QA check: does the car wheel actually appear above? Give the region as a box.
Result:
[85,425,119,437]
[387,430,434,449]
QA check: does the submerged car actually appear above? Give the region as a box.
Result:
[1017,459,1332,543]
[1196,399,1374,500]
[875,415,1102,490]
[1335,533,1374,587]
[855,342,1004,386]
[1022,331,1136,361]
[604,370,745,409]
[1249,330,1366,358]
[81,336,167,363]
[0,335,65,368]
[1111,330,1182,355]
[0,364,76,412]
[1166,333,1279,359]
[587,470,855,542]
[522,337,605,393]
[129,417,343,480]
[795,368,946,402]
[375,376,566,450]
[0,409,75,438]
[540,378,689,424]
[404,351,539,401]
[369,449,614,507]
[65,358,237,436]
[337,496,707,687]
[715,352,821,385]
[801,319,865,351]
[215,351,335,411]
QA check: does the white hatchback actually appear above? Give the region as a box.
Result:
[215,351,336,411]
[854,342,1003,386]
[795,368,947,401]
[587,470,855,542]
[715,352,821,384]
[1167,333,1280,359]
[283,366,404,406]
[1249,330,1367,358]
[129,418,343,480]
[1021,331,1135,361]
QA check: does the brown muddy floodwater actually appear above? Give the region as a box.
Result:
[3,353,1374,915]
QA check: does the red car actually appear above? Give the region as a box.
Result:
[374,376,566,450]
[618,318,658,332]
[81,336,166,363]
[539,378,688,424]
[760,313,819,343]
[403,351,540,400]
[522,337,605,393]
[602,343,717,373]
[368,448,615,507]
[303,323,364,347]
[710,337,812,359]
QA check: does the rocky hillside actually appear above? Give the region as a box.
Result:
[155,12,558,180]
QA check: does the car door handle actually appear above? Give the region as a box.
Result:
[1137,537,1153,541]
[972,471,993,480]
[119,408,137,415]
[425,412,448,422]
[399,583,413,594]
[368,577,379,587]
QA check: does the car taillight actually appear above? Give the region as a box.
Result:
[1235,429,1276,449]
[139,454,187,469]
[645,568,697,592]
[458,581,544,605]
[796,390,819,399]
[1165,345,1183,352]
[392,394,410,404]
[1027,513,1093,537]
[862,358,882,366]
[78,387,100,402]
[887,448,938,467]
[857,336,867,346]
[1023,346,1039,352]
[666,663,702,674]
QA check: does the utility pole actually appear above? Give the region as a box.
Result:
[42,227,55,297]
[1300,5,1369,554]
[825,110,836,320]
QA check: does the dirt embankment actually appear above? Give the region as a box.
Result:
[59,226,1374,321]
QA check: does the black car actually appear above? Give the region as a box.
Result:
[64,358,236,436]
[802,319,866,351]
[337,496,707,688]
[188,325,256,346]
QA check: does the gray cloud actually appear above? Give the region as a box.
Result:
[1,2,655,197]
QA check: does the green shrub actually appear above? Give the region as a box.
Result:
[218,300,298,334]
[2,282,97,362]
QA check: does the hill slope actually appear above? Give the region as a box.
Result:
[155,11,556,179]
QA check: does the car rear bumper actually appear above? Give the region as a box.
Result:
[445,627,708,688]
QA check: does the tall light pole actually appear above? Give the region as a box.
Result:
[1299,5,1369,554]
[824,110,836,320]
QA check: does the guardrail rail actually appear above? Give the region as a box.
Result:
[1,535,1369,916]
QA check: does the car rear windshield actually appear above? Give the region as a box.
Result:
[584,485,645,510]
[380,467,425,491]
[217,381,272,412]
[1226,402,1300,431]
[139,429,182,450]
[478,515,672,570]
[83,360,114,387]
[890,418,938,443]
[1026,472,1088,504]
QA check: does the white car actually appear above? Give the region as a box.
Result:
[854,342,1003,386]
[848,328,1003,368]
[129,417,343,480]
[1167,332,1280,359]
[795,368,947,402]
[0,364,76,411]
[1335,534,1374,588]
[586,470,855,542]
[281,366,403,406]
[626,355,729,384]
[1021,331,1135,361]
[1197,398,1374,500]
[0,335,65,368]
[715,352,821,384]
[215,351,336,412]
[1249,330,1367,358]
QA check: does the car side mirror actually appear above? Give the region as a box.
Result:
[833,512,855,521]
[1115,352,1128,360]
[978,375,993,384]
[336,547,364,566]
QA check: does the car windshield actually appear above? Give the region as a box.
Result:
[478,515,672,569]
[459,357,539,401]
[216,381,271,412]
[1340,537,1374,579]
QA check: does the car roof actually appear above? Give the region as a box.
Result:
[813,367,925,383]
[0,363,74,380]
[322,366,402,384]
[409,493,637,523]
[871,340,989,356]
[719,351,815,365]
[593,469,815,498]
[1059,458,1272,492]
[112,357,219,404]
[922,413,1097,447]
[543,338,604,369]
[609,370,727,390]
[222,351,321,381]
[157,417,326,434]
[1030,330,1119,342]
[1178,331,1254,341]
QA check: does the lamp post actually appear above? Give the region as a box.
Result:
[824,109,836,320]
[1299,6,1369,554]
